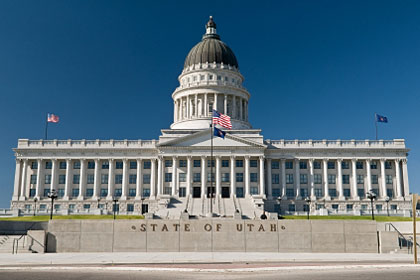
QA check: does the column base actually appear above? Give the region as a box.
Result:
[91,196,99,201]
[295,196,302,200]
[19,196,26,201]
[77,196,84,201]
[134,196,142,201]
[62,196,69,201]
[352,196,360,201]
[12,196,19,201]
[323,196,331,201]
[338,196,346,200]
[119,196,127,201]
[106,196,113,201]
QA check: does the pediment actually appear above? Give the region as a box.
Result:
[158,129,265,148]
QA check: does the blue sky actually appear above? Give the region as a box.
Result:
[0,0,419,207]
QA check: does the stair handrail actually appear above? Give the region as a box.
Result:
[408,236,420,249]
[385,222,413,253]
[12,221,39,254]
[232,195,238,211]
[184,194,191,213]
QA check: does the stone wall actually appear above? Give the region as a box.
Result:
[46,219,379,253]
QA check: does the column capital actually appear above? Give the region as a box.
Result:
[365,158,371,163]
[51,158,57,163]
[294,158,299,162]
[259,155,265,160]
[351,158,357,163]
[215,155,221,160]
[37,158,43,163]
[401,158,407,163]
[266,158,272,162]
[380,158,386,162]
[201,155,206,160]
[230,155,235,160]
[322,158,328,163]
[22,158,28,163]
[123,158,129,162]
[94,158,100,163]
[187,155,193,160]
[337,158,343,163]
[136,158,142,163]
[244,155,251,160]
[157,155,163,160]
[280,158,286,163]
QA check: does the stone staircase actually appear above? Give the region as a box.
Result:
[0,235,32,254]
[155,197,188,219]
[237,197,263,219]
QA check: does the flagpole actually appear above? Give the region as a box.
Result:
[210,122,213,216]
[45,113,49,140]
[375,113,378,140]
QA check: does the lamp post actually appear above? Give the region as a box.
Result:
[113,197,118,220]
[305,196,311,220]
[385,196,390,217]
[367,190,377,220]
[47,189,58,220]
[33,197,38,217]
[277,196,282,218]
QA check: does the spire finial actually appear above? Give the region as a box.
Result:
[203,16,219,39]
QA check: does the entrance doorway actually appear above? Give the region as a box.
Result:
[221,187,230,198]
[141,204,148,214]
[207,186,215,198]
[193,187,201,198]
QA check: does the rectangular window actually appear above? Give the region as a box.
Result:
[314,174,322,184]
[115,161,123,169]
[286,174,294,184]
[250,173,258,182]
[329,189,337,197]
[143,188,150,197]
[332,204,339,210]
[288,204,296,212]
[272,188,281,197]
[193,173,201,182]
[376,204,382,211]
[144,161,151,169]
[299,161,307,169]
[328,174,336,184]
[342,175,350,184]
[72,188,79,197]
[179,187,186,197]
[370,161,378,169]
[87,174,94,184]
[286,188,294,197]
[45,161,52,169]
[222,173,230,182]
[356,161,364,169]
[236,160,243,168]
[300,174,308,184]
[129,174,137,184]
[207,160,215,167]
[300,188,308,198]
[236,173,244,182]
[342,161,349,169]
[73,161,80,169]
[343,188,351,197]
[130,161,137,169]
[45,174,51,184]
[129,189,136,197]
[43,189,49,197]
[31,161,38,169]
[115,174,123,184]
[272,174,279,184]
[385,161,392,169]
[102,161,109,169]
[114,188,122,197]
[386,175,393,184]
[285,161,293,169]
[328,161,335,169]
[207,173,215,182]
[73,174,80,184]
[314,188,322,197]
[100,188,108,197]
[165,173,172,182]
[386,189,393,198]
[314,161,321,169]
[271,161,279,169]
[101,174,108,184]
[179,173,186,182]
[58,175,65,184]
[357,188,365,198]
[59,162,66,169]
[193,160,200,168]
[87,161,95,169]
[250,160,257,168]
[250,186,258,195]
[30,174,37,184]
[179,160,187,167]
[371,175,378,184]
[85,188,93,197]
[127,204,134,212]
[357,175,364,184]
[57,189,64,198]
[236,187,244,198]
[346,204,353,210]
[217,75,222,81]
[222,160,229,168]
[29,189,36,197]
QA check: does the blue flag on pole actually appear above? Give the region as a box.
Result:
[376,114,388,123]
[214,127,226,139]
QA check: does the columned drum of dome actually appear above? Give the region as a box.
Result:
[171,17,252,130]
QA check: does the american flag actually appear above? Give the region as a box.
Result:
[47,113,59,123]
[212,110,232,129]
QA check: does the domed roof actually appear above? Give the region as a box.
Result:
[184,17,239,69]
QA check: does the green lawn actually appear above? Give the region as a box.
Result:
[0,215,144,221]
[282,215,412,222]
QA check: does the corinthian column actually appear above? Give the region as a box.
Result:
[12,159,22,201]
[244,156,250,197]
[266,158,272,199]
[92,159,100,200]
[380,159,387,199]
[78,159,86,200]
[259,156,265,196]
[323,159,330,200]
[201,156,206,198]
[216,156,221,197]
[19,159,28,200]
[337,159,344,200]
[230,155,235,197]
[35,159,43,199]
[172,156,178,196]
[309,159,315,199]
[63,159,71,200]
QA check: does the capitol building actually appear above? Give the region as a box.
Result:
[10,17,411,218]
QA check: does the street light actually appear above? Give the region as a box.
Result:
[47,189,58,220]
[385,196,390,217]
[305,197,311,220]
[277,196,282,218]
[366,190,377,220]
[113,197,118,220]
[33,197,38,217]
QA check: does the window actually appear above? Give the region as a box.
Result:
[222,160,229,167]
[250,186,258,195]
[129,174,136,184]
[115,161,123,169]
[286,188,294,197]
[328,175,336,184]
[346,204,353,210]
[30,175,37,184]
[328,162,335,169]
[386,189,393,198]
[127,204,134,212]
[332,204,339,210]
[57,189,64,198]
[207,160,215,167]
[272,188,281,197]
[222,173,229,182]
[179,160,187,167]
[314,174,322,184]
[300,161,307,169]
[102,161,109,169]
[329,189,337,197]
[29,189,36,197]
[130,161,137,169]
[272,174,279,184]
[68,204,75,210]
[129,189,136,197]
[45,174,51,184]
[286,174,294,184]
[179,173,186,182]
[250,160,257,168]
[142,188,150,197]
[87,161,95,169]
[342,161,349,169]
[85,188,93,197]
[192,173,201,182]
[58,162,66,169]
[43,189,49,197]
[179,187,186,197]
[288,204,296,212]
[45,161,52,169]
[200,75,204,80]
[376,204,382,211]
[371,189,379,196]
[271,161,279,169]
[193,160,200,168]
[250,173,258,182]
[31,161,38,169]
[217,75,222,81]
[87,174,94,184]
[236,173,243,182]
[224,76,228,81]
[285,161,293,169]
[73,161,80,169]
[113,203,119,212]
[314,188,322,197]
[357,175,364,184]
[314,161,321,169]
[236,187,244,198]
[370,161,378,169]
[114,188,122,197]
[57,175,65,184]
[343,189,351,197]
[236,160,243,167]
[73,174,80,184]
[72,189,79,197]
[357,188,365,198]
[371,175,378,184]
[391,204,397,210]
[165,173,172,182]
[386,175,393,184]
[84,204,91,210]
[300,188,308,198]
[115,174,123,184]
[300,174,308,184]
[303,204,309,212]
[101,174,108,184]
[356,161,363,169]
[144,161,151,169]
[385,161,392,169]
[100,188,108,197]
[342,175,350,184]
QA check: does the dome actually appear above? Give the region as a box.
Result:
[183,17,239,69]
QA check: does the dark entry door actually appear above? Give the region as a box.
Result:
[141,204,148,214]
[193,187,201,198]
[221,187,230,198]
[207,186,215,197]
